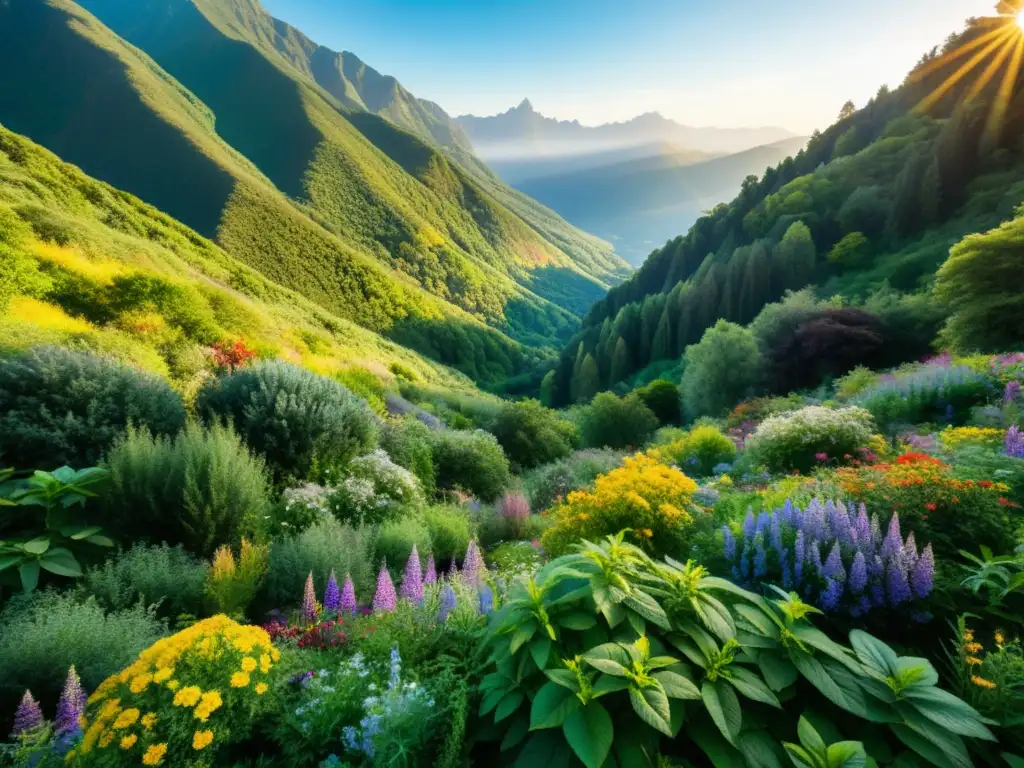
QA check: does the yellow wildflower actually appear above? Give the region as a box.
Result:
[166,680,180,691]
[119,734,137,750]
[971,675,997,690]
[98,699,121,721]
[129,674,152,694]
[192,729,214,750]
[194,690,223,721]
[241,656,257,672]
[966,656,983,666]
[99,731,114,748]
[112,708,140,730]
[271,647,281,662]
[142,743,168,765]
[231,671,250,688]
[964,630,975,642]
[965,642,983,653]
[259,654,272,673]
[173,686,202,707]
[255,682,269,695]
[153,668,173,683]
[995,632,1006,646]
[141,713,158,730]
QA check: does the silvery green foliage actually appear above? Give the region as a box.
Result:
[330,450,425,527]
[747,406,875,473]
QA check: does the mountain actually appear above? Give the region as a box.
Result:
[457,99,797,158]
[514,137,809,263]
[0,0,630,384]
[548,14,1024,405]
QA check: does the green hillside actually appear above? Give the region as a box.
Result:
[548,14,1024,404]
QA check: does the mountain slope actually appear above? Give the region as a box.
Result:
[457,99,797,157]
[515,137,809,263]
[549,13,1024,404]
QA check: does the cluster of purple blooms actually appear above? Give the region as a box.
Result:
[1006,425,1024,459]
[1005,380,1021,405]
[721,498,935,619]
[11,666,86,755]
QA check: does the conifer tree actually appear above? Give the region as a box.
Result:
[609,337,631,385]
[650,306,672,362]
[575,353,601,403]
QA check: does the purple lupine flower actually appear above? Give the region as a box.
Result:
[55,666,86,736]
[399,545,424,603]
[781,551,792,590]
[820,579,843,612]
[854,505,871,550]
[1007,425,1024,458]
[770,513,783,556]
[849,552,868,594]
[722,526,736,561]
[781,499,796,526]
[742,509,756,539]
[756,512,771,535]
[903,532,919,572]
[881,514,902,561]
[823,542,845,584]
[911,544,935,599]
[446,559,459,581]
[793,531,805,586]
[809,540,823,577]
[754,535,767,579]
[478,584,495,615]
[301,572,317,623]
[1005,380,1021,404]
[372,561,398,613]
[803,499,825,541]
[870,513,882,549]
[869,579,886,607]
[462,538,486,587]
[13,690,42,735]
[886,560,912,606]
[438,584,457,621]
[340,574,357,616]
[740,547,752,580]
[867,553,885,578]
[323,570,340,614]
[424,554,437,585]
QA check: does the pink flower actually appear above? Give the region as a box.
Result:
[815,452,829,462]
[399,546,424,603]
[301,572,317,623]
[372,561,397,613]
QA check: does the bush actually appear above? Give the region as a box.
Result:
[206,538,270,618]
[476,494,549,550]
[578,392,659,450]
[541,452,702,557]
[422,505,473,566]
[270,482,331,537]
[334,367,390,416]
[634,379,681,426]
[835,365,880,400]
[938,426,1006,453]
[748,405,876,474]
[654,425,737,476]
[262,518,375,612]
[0,346,185,469]
[374,517,433,572]
[101,422,271,557]
[522,449,625,512]
[84,544,208,620]
[197,361,378,484]
[0,591,166,731]
[379,417,436,497]
[329,449,424,527]
[431,429,510,501]
[77,617,279,766]
[681,320,763,419]
[488,399,576,471]
[949,445,1024,506]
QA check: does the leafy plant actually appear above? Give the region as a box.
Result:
[578,392,659,450]
[431,429,510,502]
[0,466,113,592]
[783,716,867,768]
[489,399,577,472]
[747,406,876,474]
[206,538,270,618]
[84,543,208,620]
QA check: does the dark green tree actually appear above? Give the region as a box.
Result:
[574,353,601,403]
[609,336,631,386]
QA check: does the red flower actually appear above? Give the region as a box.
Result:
[925,503,937,512]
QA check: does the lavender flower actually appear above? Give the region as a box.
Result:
[438,584,457,621]
[823,542,846,583]
[446,559,459,581]
[911,544,935,599]
[399,546,424,603]
[323,570,340,614]
[794,531,805,586]
[848,552,868,594]
[722,526,736,561]
[424,553,437,585]
[821,579,843,612]
[753,535,767,579]
[742,510,756,539]
[478,584,495,615]
[886,560,912,606]
[56,666,86,736]
[372,561,397,613]
[1005,380,1021,404]
[462,538,486,587]
[302,572,317,623]
[1007,425,1024,458]
[340,574,357,617]
[12,690,42,736]
[881,513,902,561]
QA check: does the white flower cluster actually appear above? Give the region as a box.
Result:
[330,449,424,525]
[752,405,874,447]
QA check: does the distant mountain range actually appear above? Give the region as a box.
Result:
[457,99,797,159]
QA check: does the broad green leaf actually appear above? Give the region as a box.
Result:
[792,625,857,668]
[826,742,868,767]
[1003,754,1024,768]
[783,743,816,768]
[19,560,39,592]
[690,716,747,768]
[558,612,597,630]
[738,730,785,768]
[480,686,508,716]
[495,690,525,723]
[530,638,552,670]
[668,634,709,669]
[85,534,115,547]
[0,554,23,572]
[629,685,672,736]
[501,714,530,751]
[797,716,827,759]
[727,666,781,708]
[624,591,671,629]
[562,702,613,768]
[582,643,632,676]
[896,706,973,768]
[652,670,700,700]
[530,681,580,730]
[702,679,742,745]
[513,730,573,768]
[646,655,679,670]
[890,725,957,768]
[901,686,994,740]
[38,551,83,578]
[21,537,50,555]
[848,630,899,677]
[60,525,102,540]
[510,623,537,654]
[759,652,798,692]
[591,674,629,698]
[892,657,938,688]
[544,668,579,692]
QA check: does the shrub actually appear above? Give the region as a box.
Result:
[634,379,682,426]
[748,405,876,474]
[76,617,279,766]
[206,539,270,618]
[271,482,331,537]
[422,506,472,566]
[578,392,659,450]
[431,429,510,502]
[329,449,424,527]
[379,417,436,497]
[522,449,625,512]
[0,591,166,731]
[197,361,378,484]
[262,518,375,612]
[938,426,1006,453]
[477,497,548,550]
[681,320,762,419]
[334,367,390,416]
[654,425,737,477]
[84,544,208,620]
[486,541,542,577]
[488,399,576,471]
[541,452,701,557]
[101,422,271,557]
[949,445,1024,506]
[374,517,433,572]
[0,346,185,469]
[835,365,880,400]
[830,452,1017,559]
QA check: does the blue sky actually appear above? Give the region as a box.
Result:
[263,0,997,134]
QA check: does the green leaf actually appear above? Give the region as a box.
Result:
[890,725,957,768]
[783,743,816,768]
[85,534,115,547]
[21,537,50,555]
[727,666,781,708]
[0,554,24,572]
[652,670,700,700]
[826,742,868,768]
[510,623,537,654]
[759,652,798,692]
[797,716,827,758]
[582,643,632,676]
[501,714,530,751]
[559,612,597,630]
[591,674,629,698]
[1003,754,1024,768]
[629,685,672,736]
[624,590,671,629]
[562,702,613,768]
[530,638,552,670]
[691,717,747,768]
[19,560,39,592]
[481,686,509,716]
[702,679,742,745]
[513,731,573,768]
[59,525,102,540]
[901,686,994,740]
[530,681,580,730]
[848,630,899,676]
[738,730,784,768]
[495,690,525,723]
[38,551,83,578]
[896,706,973,768]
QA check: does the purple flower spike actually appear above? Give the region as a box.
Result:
[372,561,398,613]
[323,570,340,614]
[886,560,911,606]
[911,544,935,599]
[722,526,736,561]
[340,574,357,616]
[424,553,437,585]
[462,538,486,587]
[438,584,457,621]
[399,545,424,603]
[849,552,868,594]
[881,514,902,560]
[447,559,459,581]
[13,690,42,736]
[823,542,846,583]
[478,584,495,615]
[301,572,317,623]
[742,509,756,539]
[56,666,86,736]
[820,579,843,612]
[1007,425,1024,458]
[754,535,767,579]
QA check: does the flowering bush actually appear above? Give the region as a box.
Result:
[829,452,1018,558]
[1007,425,1024,459]
[209,339,257,371]
[939,426,1006,453]
[746,405,876,473]
[330,450,424,527]
[853,362,993,430]
[720,499,935,619]
[652,425,737,477]
[540,452,701,556]
[73,616,279,766]
[274,482,332,535]
[205,539,269,617]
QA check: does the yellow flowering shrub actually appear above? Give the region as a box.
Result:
[541,453,701,556]
[939,426,1005,453]
[205,538,269,617]
[73,616,279,767]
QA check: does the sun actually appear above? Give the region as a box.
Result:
[1018,10,1024,28]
